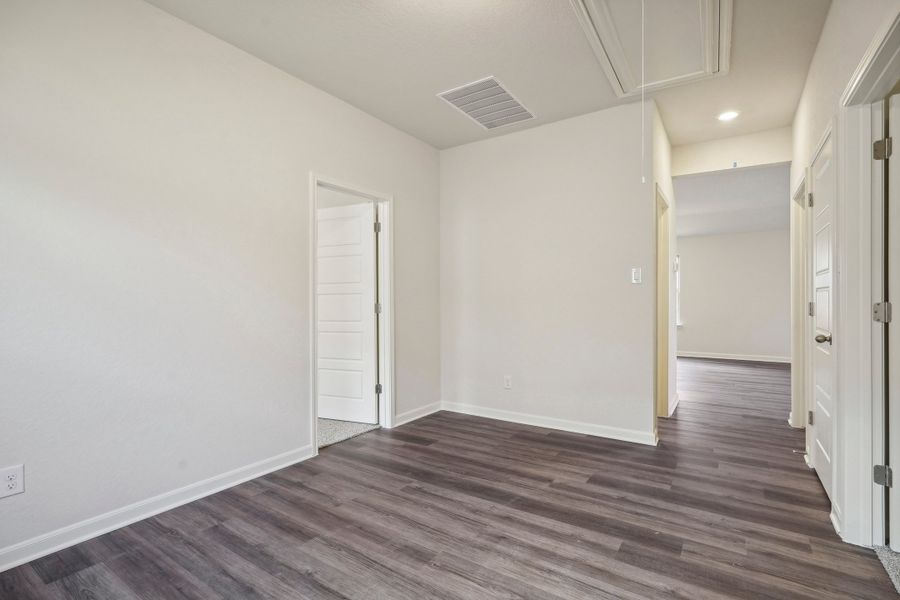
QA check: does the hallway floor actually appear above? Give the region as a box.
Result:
[2,358,896,598]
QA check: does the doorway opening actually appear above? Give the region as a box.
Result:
[310,174,394,451]
[670,163,794,430]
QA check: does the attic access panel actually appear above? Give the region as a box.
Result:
[571,0,733,97]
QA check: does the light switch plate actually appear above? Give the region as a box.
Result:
[0,465,24,499]
[631,268,642,284]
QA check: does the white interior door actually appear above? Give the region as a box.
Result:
[809,132,836,500]
[316,202,378,424]
[888,95,900,549]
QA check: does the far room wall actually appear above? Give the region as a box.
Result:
[440,101,673,445]
[677,230,791,362]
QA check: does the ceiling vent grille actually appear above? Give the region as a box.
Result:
[438,77,534,130]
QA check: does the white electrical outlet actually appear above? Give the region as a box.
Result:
[503,375,513,390]
[0,465,24,499]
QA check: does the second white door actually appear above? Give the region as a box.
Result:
[316,202,378,424]
[809,131,836,500]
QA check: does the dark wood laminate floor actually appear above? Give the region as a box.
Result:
[3,358,896,599]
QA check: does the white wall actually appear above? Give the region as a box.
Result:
[440,101,664,445]
[672,127,792,177]
[677,230,791,362]
[0,0,440,567]
[791,0,899,188]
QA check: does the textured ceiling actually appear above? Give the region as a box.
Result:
[674,163,791,237]
[144,0,831,149]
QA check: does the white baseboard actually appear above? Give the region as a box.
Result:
[677,351,791,364]
[392,401,442,428]
[441,402,657,446]
[787,411,806,429]
[831,508,842,537]
[0,444,314,573]
[667,393,680,417]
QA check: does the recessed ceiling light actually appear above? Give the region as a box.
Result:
[718,111,739,121]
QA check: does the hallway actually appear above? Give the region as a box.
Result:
[666,358,894,597]
[2,359,896,599]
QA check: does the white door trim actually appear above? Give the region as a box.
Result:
[790,172,808,430]
[840,14,900,107]
[871,98,888,547]
[309,173,396,456]
[655,185,673,423]
[886,95,900,551]
[830,7,900,547]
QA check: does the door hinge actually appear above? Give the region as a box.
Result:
[375,383,383,394]
[807,410,814,426]
[874,301,893,323]
[375,302,382,314]
[808,301,815,317]
[807,192,813,208]
[875,464,893,487]
[874,137,893,160]
[374,221,382,233]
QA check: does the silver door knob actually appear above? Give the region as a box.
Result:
[815,334,832,344]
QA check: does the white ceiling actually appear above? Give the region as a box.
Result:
[144,0,830,149]
[654,0,828,145]
[673,163,790,237]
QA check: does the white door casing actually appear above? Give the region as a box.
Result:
[889,95,900,550]
[810,131,837,501]
[316,203,378,424]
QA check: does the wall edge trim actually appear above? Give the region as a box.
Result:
[392,401,442,428]
[677,351,791,364]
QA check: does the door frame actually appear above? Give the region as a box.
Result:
[875,97,889,548]
[789,172,809,432]
[826,10,900,546]
[309,173,395,456]
[655,185,675,422]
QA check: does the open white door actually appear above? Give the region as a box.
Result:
[889,94,900,549]
[809,131,836,500]
[316,202,378,424]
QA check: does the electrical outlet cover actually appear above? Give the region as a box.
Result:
[0,465,24,499]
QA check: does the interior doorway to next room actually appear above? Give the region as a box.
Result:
[310,175,393,451]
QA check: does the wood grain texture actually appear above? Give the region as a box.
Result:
[2,358,895,599]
